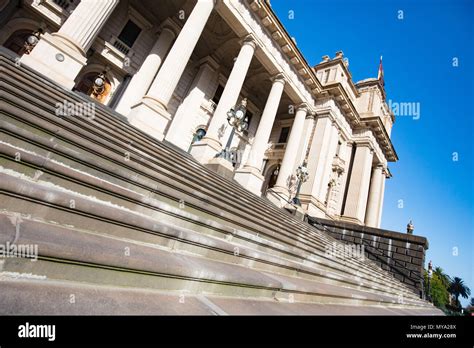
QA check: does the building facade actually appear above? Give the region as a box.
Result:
[0,0,398,227]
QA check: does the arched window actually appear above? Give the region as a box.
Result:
[74,71,112,104]
[3,29,30,56]
[263,164,280,193]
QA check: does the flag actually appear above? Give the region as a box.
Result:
[377,56,385,87]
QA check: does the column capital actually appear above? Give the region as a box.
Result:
[354,141,374,152]
[306,110,316,119]
[158,18,180,39]
[241,34,258,49]
[197,55,220,71]
[271,73,286,85]
[296,103,309,113]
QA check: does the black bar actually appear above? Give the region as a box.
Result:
[0,316,471,346]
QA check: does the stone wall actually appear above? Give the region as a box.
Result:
[307,217,428,296]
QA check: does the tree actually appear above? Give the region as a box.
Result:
[448,277,471,308]
[469,298,474,307]
[434,267,451,288]
[424,271,449,309]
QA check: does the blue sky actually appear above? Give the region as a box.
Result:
[271,0,473,305]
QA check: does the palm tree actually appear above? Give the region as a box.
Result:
[434,267,451,288]
[470,298,474,307]
[448,277,471,308]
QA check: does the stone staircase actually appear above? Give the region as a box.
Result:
[0,49,442,315]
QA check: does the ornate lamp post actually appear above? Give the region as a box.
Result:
[24,29,43,54]
[188,128,207,153]
[292,161,309,206]
[217,98,249,163]
[427,260,433,302]
[92,71,107,96]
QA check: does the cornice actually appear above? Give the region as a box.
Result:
[360,116,398,162]
[248,0,322,95]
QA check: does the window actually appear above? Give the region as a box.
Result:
[3,30,30,56]
[212,84,224,104]
[53,0,75,10]
[324,69,330,83]
[245,111,253,128]
[117,20,141,48]
[278,127,290,143]
[335,141,342,157]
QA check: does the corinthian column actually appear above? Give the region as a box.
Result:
[234,74,286,195]
[191,36,256,163]
[21,0,119,89]
[115,23,177,116]
[299,114,339,217]
[365,164,385,227]
[270,103,308,200]
[342,144,374,224]
[128,0,215,140]
[55,0,119,54]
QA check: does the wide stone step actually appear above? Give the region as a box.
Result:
[0,277,442,315]
[0,210,429,308]
[0,106,414,296]
[0,146,423,302]
[0,171,428,307]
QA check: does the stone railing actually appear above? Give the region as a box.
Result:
[307,216,428,296]
[28,0,80,26]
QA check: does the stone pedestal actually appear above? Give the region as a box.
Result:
[21,0,119,89]
[127,97,172,141]
[233,166,265,196]
[206,157,235,180]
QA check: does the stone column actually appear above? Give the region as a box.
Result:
[270,103,308,200]
[365,164,385,227]
[342,144,374,224]
[115,23,177,116]
[299,115,339,217]
[334,142,353,215]
[165,56,219,149]
[295,112,315,168]
[191,36,256,163]
[21,0,119,89]
[376,171,387,228]
[128,0,215,140]
[234,74,286,195]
